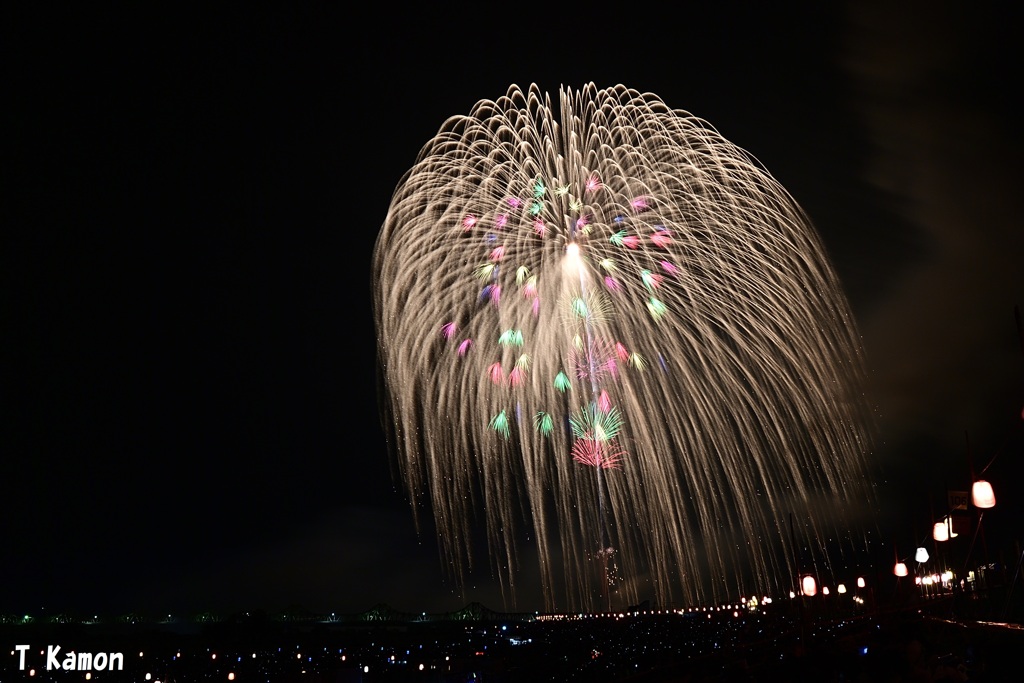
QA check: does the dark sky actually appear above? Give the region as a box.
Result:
[5,2,1022,618]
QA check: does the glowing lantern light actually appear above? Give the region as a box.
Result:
[802,575,817,596]
[857,577,866,588]
[894,562,908,577]
[972,480,996,508]
[837,583,847,594]
[933,522,949,542]
[915,547,930,563]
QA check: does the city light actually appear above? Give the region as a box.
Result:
[972,480,996,508]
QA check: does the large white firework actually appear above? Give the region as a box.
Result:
[373,83,877,612]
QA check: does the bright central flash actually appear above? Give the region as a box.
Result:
[566,241,581,261]
[564,241,585,278]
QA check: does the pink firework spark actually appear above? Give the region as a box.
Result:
[486,284,501,305]
[488,362,505,385]
[509,366,527,386]
[572,438,624,469]
[650,230,672,248]
[570,341,617,383]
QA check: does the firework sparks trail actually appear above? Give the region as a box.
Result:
[372,83,878,612]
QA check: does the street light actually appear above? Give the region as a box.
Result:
[972,480,996,508]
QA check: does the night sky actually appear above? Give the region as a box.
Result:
[5,2,1022,619]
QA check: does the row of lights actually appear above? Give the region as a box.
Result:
[797,576,866,598]
[894,479,996,577]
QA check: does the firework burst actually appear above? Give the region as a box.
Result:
[373,83,877,612]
